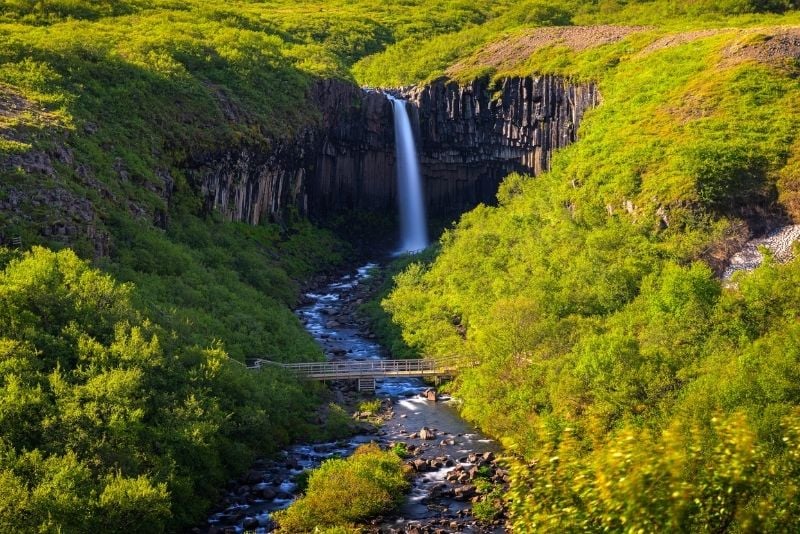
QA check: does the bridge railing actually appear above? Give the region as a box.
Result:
[247,355,476,379]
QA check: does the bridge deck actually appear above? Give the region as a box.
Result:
[249,356,471,381]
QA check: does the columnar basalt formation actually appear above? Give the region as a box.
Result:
[189,75,599,225]
[403,76,599,214]
[186,80,396,225]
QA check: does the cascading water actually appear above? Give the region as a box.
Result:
[388,95,428,253]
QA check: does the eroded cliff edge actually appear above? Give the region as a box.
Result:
[189,75,599,225]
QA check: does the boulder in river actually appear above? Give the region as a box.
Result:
[453,484,477,500]
[419,427,436,440]
[423,388,437,401]
[412,458,429,472]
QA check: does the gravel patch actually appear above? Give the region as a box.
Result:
[723,224,800,279]
[447,25,649,75]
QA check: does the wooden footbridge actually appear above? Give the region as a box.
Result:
[247,356,474,392]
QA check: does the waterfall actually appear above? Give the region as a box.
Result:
[388,95,428,253]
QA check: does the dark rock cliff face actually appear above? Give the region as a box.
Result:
[404,76,598,214]
[187,81,396,225]
[188,75,599,225]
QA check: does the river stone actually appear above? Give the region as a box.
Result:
[429,483,450,498]
[244,470,263,484]
[453,484,476,500]
[419,427,436,440]
[412,458,429,472]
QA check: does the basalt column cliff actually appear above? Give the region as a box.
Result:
[405,76,598,215]
[190,75,599,225]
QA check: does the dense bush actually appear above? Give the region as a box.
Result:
[274,444,410,532]
[0,247,324,531]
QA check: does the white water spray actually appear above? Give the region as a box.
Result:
[388,95,428,253]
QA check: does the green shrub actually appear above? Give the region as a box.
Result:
[0,247,324,531]
[473,498,503,522]
[390,442,409,458]
[274,444,410,531]
[357,398,382,415]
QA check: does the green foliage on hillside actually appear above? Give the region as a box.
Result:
[3,0,800,531]
[376,5,800,532]
[106,206,345,361]
[0,247,330,531]
[273,444,410,532]
[354,0,800,86]
[358,253,437,360]
[0,2,513,531]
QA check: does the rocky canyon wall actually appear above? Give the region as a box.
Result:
[405,76,599,215]
[188,75,599,225]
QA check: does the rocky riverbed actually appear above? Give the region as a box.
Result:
[199,263,508,533]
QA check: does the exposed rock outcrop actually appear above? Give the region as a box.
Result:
[187,81,397,225]
[404,75,598,214]
[723,224,800,279]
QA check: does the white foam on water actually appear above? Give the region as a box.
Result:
[278,481,296,493]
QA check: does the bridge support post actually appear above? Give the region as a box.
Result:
[357,378,376,393]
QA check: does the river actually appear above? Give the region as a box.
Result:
[203,262,505,533]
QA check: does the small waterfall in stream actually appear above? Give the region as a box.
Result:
[388,96,428,253]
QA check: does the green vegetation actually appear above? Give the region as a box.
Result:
[0,247,329,531]
[390,442,409,459]
[353,1,800,86]
[3,0,800,531]
[359,252,436,359]
[357,398,383,415]
[472,469,505,522]
[366,2,800,532]
[273,444,410,532]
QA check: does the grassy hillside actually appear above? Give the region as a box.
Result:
[354,0,800,86]
[371,2,800,532]
[0,1,512,531]
[3,0,800,531]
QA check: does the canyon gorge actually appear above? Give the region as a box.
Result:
[188,75,599,226]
